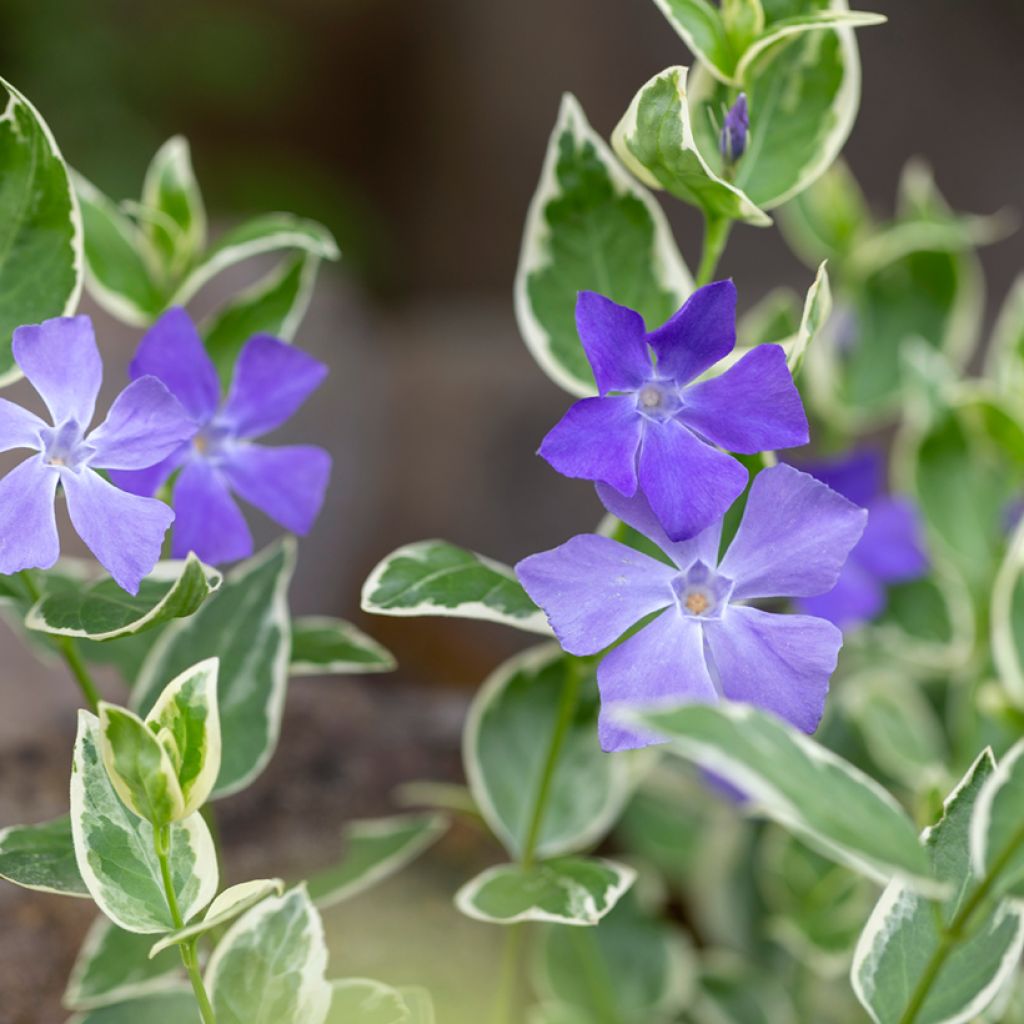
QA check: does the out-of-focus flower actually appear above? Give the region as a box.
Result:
[539,282,808,541]
[0,316,194,592]
[112,308,331,565]
[517,464,866,751]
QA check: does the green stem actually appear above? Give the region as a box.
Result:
[19,570,101,711]
[695,214,733,286]
[155,825,217,1024]
[491,921,525,1024]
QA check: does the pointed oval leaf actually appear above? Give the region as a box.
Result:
[141,136,207,276]
[649,0,735,81]
[785,260,831,377]
[326,979,412,1024]
[971,740,1024,900]
[71,711,218,933]
[515,93,691,397]
[68,988,197,1023]
[0,814,87,897]
[290,615,396,676]
[205,886,332,1024]
[361,540,550,635]
[25,554,222,642]
[455,857,635,926]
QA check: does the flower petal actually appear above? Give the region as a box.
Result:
[109,446,189,498]
[516,534,675,656]
[856,497,928,582]
[220,335,327,439]
[88,377,197,470]
[61,468,173,594]
[597,609,718,752]
[645,280,736,385]
[574,291,651,395]
[538,396,642,495]
[679,344,809,453]
[595,482,722,570]
[0,457,59,574]
[638,418,748,542]
[220,443,331,535]
[799,450,881,508]
[12,316,102,427]
[171,458,253,565]
[796,561,886,629]
[719,463,867,601]
[0,399,45,453]
[129,308,221,422]
[704,606,840,732]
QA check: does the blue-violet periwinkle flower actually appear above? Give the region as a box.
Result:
[0,316,196,593]
[719,93,749,164]
[516,464,867,752]
[111,308,331,566]
[539,281,809,541]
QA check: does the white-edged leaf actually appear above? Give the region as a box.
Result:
[361,540,551,635]
[785,260,831,376]
[991,515,1024,706]
[308,812,447,910]
[852,750,1024,1024]
[133,539,295,798]
[612,65,769,226]
[64,916,180,1011]
[971,740,1024,899]
[290,615,396,676]
[326,978,412,1024]
[0,814,87,897]
[464,645,635,861]
[455,857,635,926]
[25,554,222,642]
[984,273,1024,393]
[149,878,284,958]
[622,702,935,890]
[67,988,197,1023]
[514,93,691,397]
[141,136,206,277]
[205,885,332,1024]
[70,711,218,933]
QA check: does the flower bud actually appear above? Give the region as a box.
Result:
[719,93,749,164]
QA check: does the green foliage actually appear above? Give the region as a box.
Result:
[0,814,87,897]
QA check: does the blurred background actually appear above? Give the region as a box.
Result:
[0,1,1022,1019]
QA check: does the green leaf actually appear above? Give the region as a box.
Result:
[612,66,769,226]
[149,878,284,958]
[68,989,197,1024]
[325,979,412,1024]
[649,0,735,81]
[992,517,1024,706]
[456,857,635,926]
[785,260,830,376]
[624,702,934,888]
[0,77,83,381]
[25,555,222,642]
[464,645,634,860]
[361,540,550,635]
[984,274,1024,394]
[141,136,206,278]
[290,615,396,676]
[98,703,184,826]
[533,889,695,1020]
[72,172,164,326]
[206,886,332,1024]
[65,916,180,1010]
[71,711,218,933]
[144,658,221,818]
[172,212,338,307]
[307,812,447,910]
[852,751,1024,1024]
[0,814,87,897]
[971,740,1024,899]
[515,93,691,396]
[133,539,295,798]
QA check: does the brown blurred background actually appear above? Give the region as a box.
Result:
[1,1,1023,1020]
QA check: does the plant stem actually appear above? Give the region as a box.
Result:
[19,570,101,711]
[695,214,733,286]
[155,824,218,1024]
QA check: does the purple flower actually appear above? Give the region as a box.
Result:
[539,282,809,541]
[794,451,928,629]
[0,317,195,593]
[111,308,331,565]
[516,464,866,752]
[719,93,749,164]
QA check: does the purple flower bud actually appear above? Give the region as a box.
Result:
[719,93,749,164]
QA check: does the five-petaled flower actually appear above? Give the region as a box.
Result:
[538,281,809,541]
[112,308,332,566]
[516,464,867,752]
[794,450,928,628]
[0,316,195,593]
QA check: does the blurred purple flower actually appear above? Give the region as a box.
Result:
[0,316,194,593]
[517,464,866,752]
[539,282,809,541]
[719,93,749,164]
[112,308,331,565]
[795,451,928,629]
